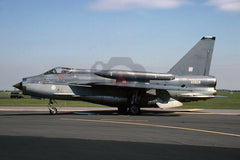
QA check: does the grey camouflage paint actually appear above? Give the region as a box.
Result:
[13,36,218,114]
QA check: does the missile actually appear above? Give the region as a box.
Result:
[95,70,175,81]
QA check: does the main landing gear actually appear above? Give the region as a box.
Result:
[129,91,141,115]
[117,105,140,115]
[48,99,58,115]
[117,106,128,114]
[117,91,141,115]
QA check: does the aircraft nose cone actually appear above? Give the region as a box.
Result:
[13,82,23,90]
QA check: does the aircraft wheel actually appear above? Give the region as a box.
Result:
[49,107,57,115]
[129,105,140,115]
[117,106,128,114]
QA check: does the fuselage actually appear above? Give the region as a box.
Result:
[15,67,217,108]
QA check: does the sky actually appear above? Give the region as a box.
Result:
[0,0,240,90]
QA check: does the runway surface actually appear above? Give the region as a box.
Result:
[0,107,240,160]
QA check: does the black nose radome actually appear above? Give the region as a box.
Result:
[13,82,23,90]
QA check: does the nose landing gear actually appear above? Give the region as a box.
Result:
[48,99,58,115]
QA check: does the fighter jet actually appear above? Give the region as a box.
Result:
[14,36,218,115]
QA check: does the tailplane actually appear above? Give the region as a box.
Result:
[168,36,215,76]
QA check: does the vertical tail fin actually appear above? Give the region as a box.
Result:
[168,36,215,76]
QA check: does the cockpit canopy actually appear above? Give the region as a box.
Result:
[44,67,73,75]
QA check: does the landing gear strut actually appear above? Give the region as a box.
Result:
[129,91,141,115]
[48,99,57,115]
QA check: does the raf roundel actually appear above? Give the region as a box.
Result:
[51,85,56,90]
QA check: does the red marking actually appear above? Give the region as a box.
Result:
[113,71,128,87]
[58,75,65,79]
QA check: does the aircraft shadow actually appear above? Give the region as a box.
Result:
[0,135,239,160]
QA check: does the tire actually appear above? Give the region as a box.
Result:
[118,106,128,114]
[49,107,57,115]
[129,105,140,115]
